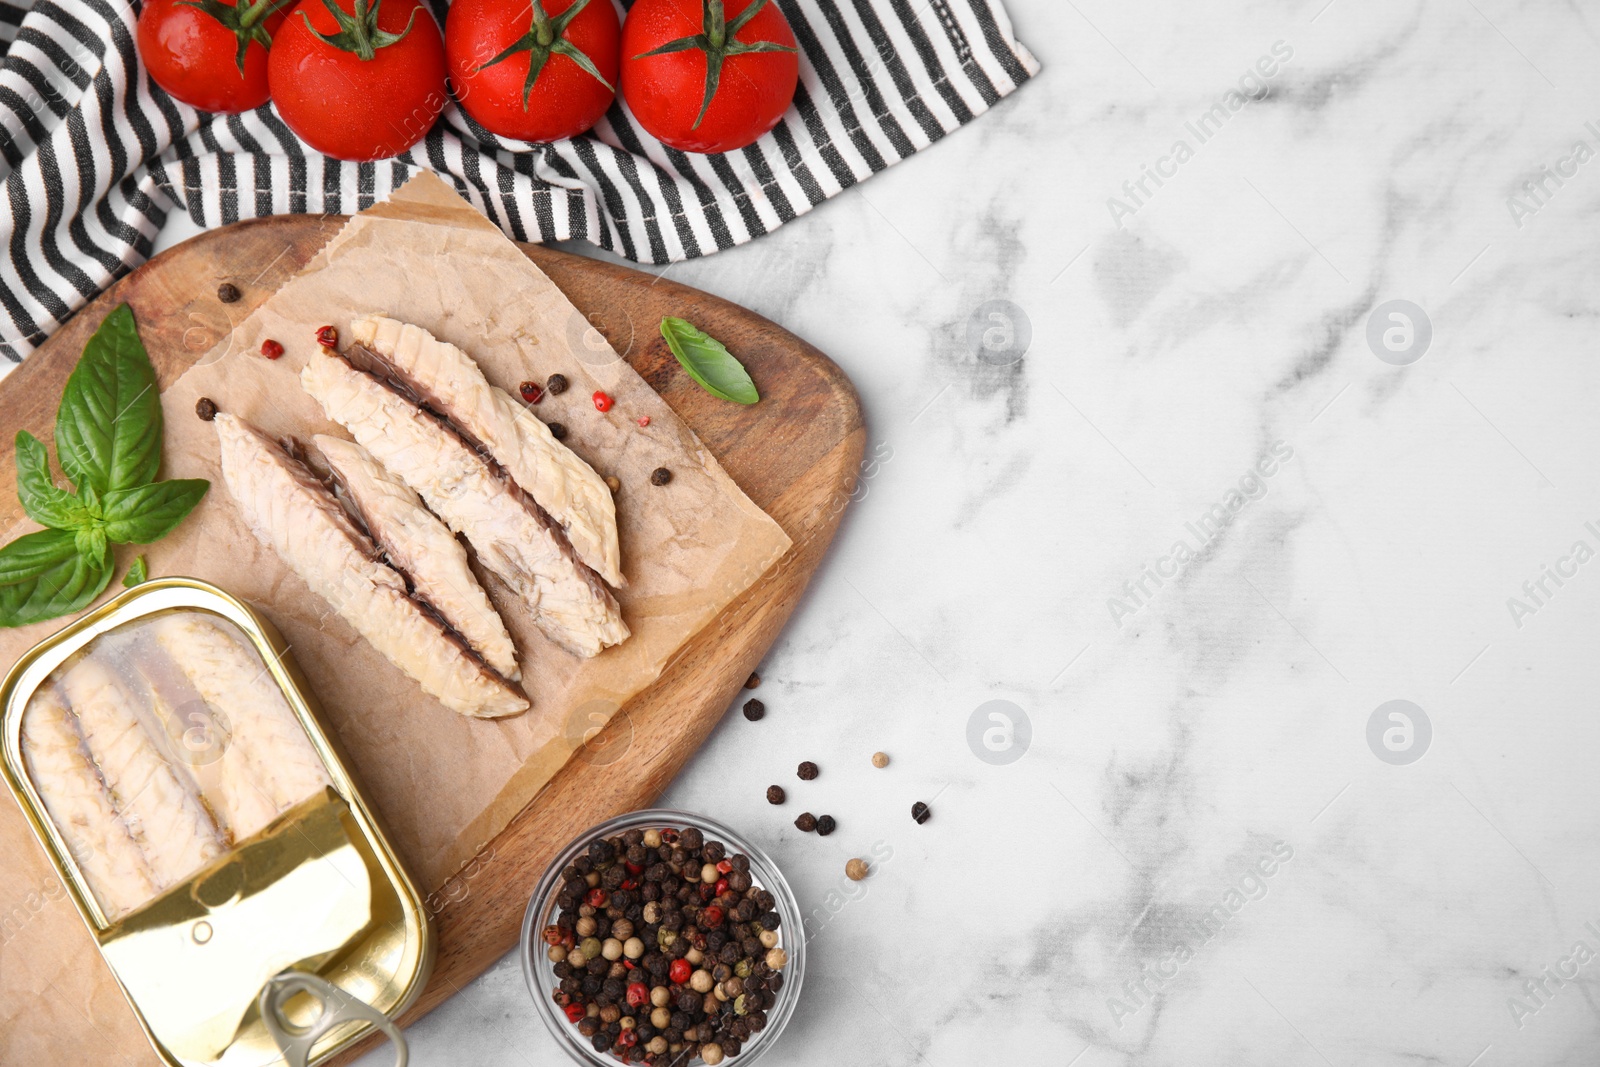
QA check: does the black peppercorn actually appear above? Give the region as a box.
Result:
[912,800,931,824]
[765,785,785,805]
[794,812,816,832]
[650,467,672,486]
[815,814,836,836]
[680,828,703,850]
[745,672,760,689]
[743,698,765,721]
[195,397,218,422]
[548,421,568,440]
[546,373,569,395]
[797,761,818,781]
[216,282,240,303]
[759,910,781,931]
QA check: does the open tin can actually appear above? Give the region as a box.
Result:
[0,577,432,1066]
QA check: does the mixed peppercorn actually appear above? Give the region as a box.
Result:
[543,825,787,1064]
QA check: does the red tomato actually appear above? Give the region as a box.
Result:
[268,0,448,161]
[447,0,620,142]
[621,0,798,154]
[137,0,286,113]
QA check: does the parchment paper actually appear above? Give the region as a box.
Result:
[1,173,791,890]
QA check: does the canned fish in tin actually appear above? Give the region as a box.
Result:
[0,577,432,1066]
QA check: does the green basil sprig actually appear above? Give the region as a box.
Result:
[0,304,208,627]
[659,317,760,405]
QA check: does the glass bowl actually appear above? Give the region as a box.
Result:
[520,809,805,1066]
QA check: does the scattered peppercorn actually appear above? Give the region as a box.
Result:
[814,815,836,836]
[259,339,284,360]
[216,282,241,303]
[195,397,218,422]
[638,415,651,427]
[546,373,569,395]
[765,786,784,805]
[546,824,784,1062]
[548,422,568,440]
[745,673,760,689]
[796,762,818,781]
[911,801,930,825]
[520,381,545,404]
[793,813,816,832]
[650,467,672,486]
[315,325,338,349]
[593,390,614,412]
[605,476,620,493]
[845,859,868,881]
[871,752,889,768]
[742,699,765,722]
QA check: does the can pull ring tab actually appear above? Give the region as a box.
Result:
[258,971,408,1067]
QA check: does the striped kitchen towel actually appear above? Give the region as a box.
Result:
[0,0,1036,365]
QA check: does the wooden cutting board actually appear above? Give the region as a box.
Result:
[0,214,863,1064]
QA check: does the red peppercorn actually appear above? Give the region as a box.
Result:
[520,381,544,404]
[637,415,650,427]
[661,829,679,844]
[701,905,724,927]
[315,325,338,348]
[593,390,614,412]
[716,859,733,874]
[626,862,644,875]
[714,878,729,896]
[585,887,607,908]
[260,339,284,360]
[563,1002,585,1023]
[542,924,563,946]
[670,958,691,984]
[616,1029,638,1048]
[626,982,650,1008]
[621,878,639,890]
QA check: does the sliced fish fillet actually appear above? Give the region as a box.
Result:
[22,687,156,920]
[213,412,528,719]
[350,315,624,587]
[150,613,333,839]
[316,435,520,681]
[302,352,629,658]
[60,657,226,892]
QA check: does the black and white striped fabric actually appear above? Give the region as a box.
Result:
[0,0,1035,365]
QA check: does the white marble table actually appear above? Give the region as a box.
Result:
[147,1,1600,1063]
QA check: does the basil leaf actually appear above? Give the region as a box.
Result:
[75,524,107,567]
[100,479,209,544]
[15,431,89,530]
[55,304,162,494]
[659,317,760,405]
[0,529,113,628]
[0,528,81,584]
[123,555,148,588]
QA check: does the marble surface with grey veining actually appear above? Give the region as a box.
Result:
[152,1,1600,1063]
